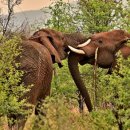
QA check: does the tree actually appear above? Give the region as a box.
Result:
[78,0,125,33]
[0,0,22,35]
[44,0,79,32]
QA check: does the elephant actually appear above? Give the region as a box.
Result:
[8,40,54,130]
[9,28,89,129]
[68,30,130,112]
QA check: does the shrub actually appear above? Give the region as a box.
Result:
[97,54,130,130]
[0,36,31,126]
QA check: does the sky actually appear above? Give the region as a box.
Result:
[0,0,74,14]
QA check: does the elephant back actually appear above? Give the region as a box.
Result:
[17,40,53,105]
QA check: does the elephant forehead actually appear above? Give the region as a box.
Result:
[90,34,109,45]
[91,30,127,44]
[92,32,109,40]
[107,30,125,38]
[43,29,64,40]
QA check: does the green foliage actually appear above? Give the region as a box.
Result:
[120,1,130,32]
[33,94,92,130]
[0,0,130,129]
[78,0,125,33]
[38,58,130,129]
[47,51,130,130]
[43,0,79,32]
[43,0,129,34]
[32,94,123,130]
[51,60,77,98]
[0,36,31,124]
[98,55,130,129]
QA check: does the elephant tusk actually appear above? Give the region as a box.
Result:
[77,39,91,48]
[68,45,85,55]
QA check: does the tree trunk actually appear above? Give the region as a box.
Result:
[68,52,93,112]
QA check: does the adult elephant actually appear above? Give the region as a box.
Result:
[68,30,130,112]
[10,28,89,129]
[9,40,54,130]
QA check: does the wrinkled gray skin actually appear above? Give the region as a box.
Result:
[68,30,130,112]
[9,28,88,130]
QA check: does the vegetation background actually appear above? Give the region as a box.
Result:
[0,0,130,130]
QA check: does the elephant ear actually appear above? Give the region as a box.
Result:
[30,33,63,68]
[40,36,61,65]
[39,35,63,67]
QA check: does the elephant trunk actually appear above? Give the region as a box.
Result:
[68,52,93,112]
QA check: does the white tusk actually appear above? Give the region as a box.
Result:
[77,39,91,48]
[68,45,85,55]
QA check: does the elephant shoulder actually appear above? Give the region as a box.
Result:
[18,40,53,85]
[18,40,53,71]
[22,40,52,61]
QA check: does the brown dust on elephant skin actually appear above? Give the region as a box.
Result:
[18,40,53,105]
[10,40,53,129]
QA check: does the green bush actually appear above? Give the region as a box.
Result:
[51,60,77,98]
[98,55,130,130]
[0,36,31,125]
[33,94,93,130]
[78,53,130,130]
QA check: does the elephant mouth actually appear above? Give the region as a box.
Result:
[115,38,130,52]
[79,56,95,65]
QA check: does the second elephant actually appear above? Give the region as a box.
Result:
[68,29,130,112]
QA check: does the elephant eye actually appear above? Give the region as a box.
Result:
[98,40,103,44]
[61,37,65,41]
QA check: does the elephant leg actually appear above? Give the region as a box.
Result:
[35,100,46,117]
[34,75,52,127]
[33,100,47,129]
[107,67,113,75]
[7,114,26,130]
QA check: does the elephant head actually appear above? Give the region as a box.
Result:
[30,28,88,66]
[68,30,130,112]
[29,29,65,67]
[69,30,130,68]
